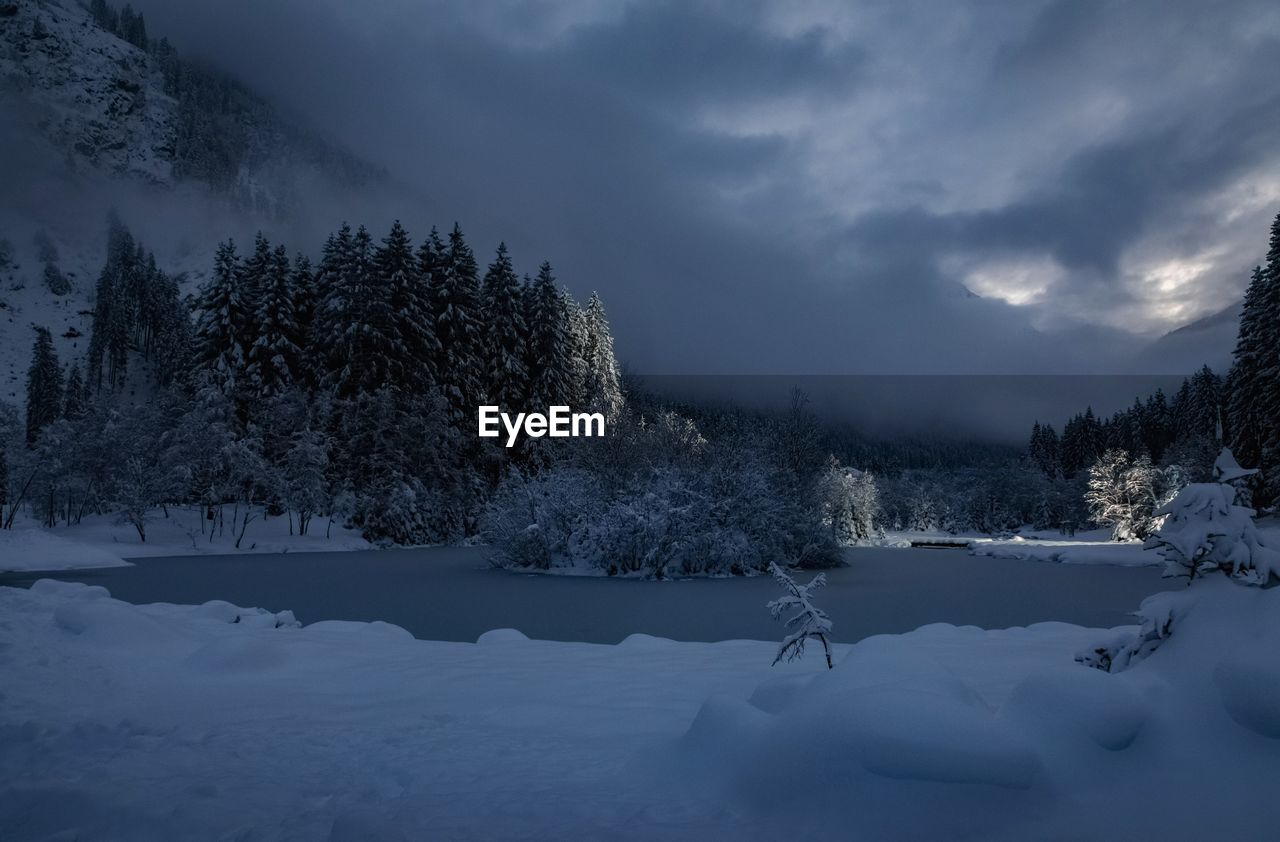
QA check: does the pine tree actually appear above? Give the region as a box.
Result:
[1255,214,1280,503]
[246,244,303,399]
[428,223,484,419]
[1226,266,1267,467]
[524,261,577,407]
[324,226,401,397]
[290,254,316,381]
[25,328,63,444]
[309,224,354,389]
[480,242,528,408]
[580,292,624,419]
[63,364,85,420]
[377,220,439,394]
[1028,421,1060,477]
[86,216,137,389]
[192,240,250,400]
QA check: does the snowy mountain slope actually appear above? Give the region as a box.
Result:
[0,0,176,184]
[0,0,380,206]
[0,211,214,405]
[0,0,392,406]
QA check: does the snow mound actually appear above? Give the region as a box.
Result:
[1214,658,1280,738]
[617,633,677,648]
[53,598,169,645]
[684,638,1041,790]
[745,673,815,714]
[305,620,414,641]
[184,637,290,673]
[29,578,110,600]
[836,686,1040,787]
[1001,666,1146,750]
[476,628,530,644]
[0,529,131,573]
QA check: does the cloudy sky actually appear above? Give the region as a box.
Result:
[130,0,1280,375]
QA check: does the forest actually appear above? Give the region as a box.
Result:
[6,212,1280,575]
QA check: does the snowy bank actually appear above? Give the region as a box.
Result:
[4,579,1278,839]
[970,534,1154,566]
[0,528,131,573]
[4,508,371,565]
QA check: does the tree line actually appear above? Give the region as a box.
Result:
[8,215,622,545]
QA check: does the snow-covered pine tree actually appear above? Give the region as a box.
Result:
[580,292,624,420]
[480,243,528,409]
[523,261,578,408]
[290,254,316,380]
[25,328,63,445]
[192,240,251,401]
[1213,447,1259,506]
[768,562,834,669]
[341,225,402,396]
[308,224,354,390]
[86,217,137,390]
[1028,421,1060,477]
[246,244,303,399]
[1143,448,1280,585]
[63,364,85,421]
[147,271,192,387]
[1226,266,1268,470]
[1256,213,1280,505]
[428,224,484,420]
[377,220,439,395]
[238,232,274,327]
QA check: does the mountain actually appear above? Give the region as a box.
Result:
[0,0,381,213]
[0,0,392,403]
[1136,300,1241,374]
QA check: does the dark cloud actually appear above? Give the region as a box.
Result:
[124,0,1280,374]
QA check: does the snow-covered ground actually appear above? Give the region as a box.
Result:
[971,521,1280,568]
[0,509,370,572]
[970,533,1153,566]
[0,528,131,573]
[2,577,1277,840]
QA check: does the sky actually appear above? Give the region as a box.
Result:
[123,0,1280,375]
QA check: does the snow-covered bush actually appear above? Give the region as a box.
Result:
[1076,589,1189,672]
[484,409,843,576]
[1081,449,1278,673]
[1144,481,1280,585]
[815,459,880,544]
[1085,449,1174,540]
[768,563,834,669]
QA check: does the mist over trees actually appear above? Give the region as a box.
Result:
[82,0,377,213]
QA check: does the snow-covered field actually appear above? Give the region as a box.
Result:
[2,577,1278,840]
[0,510,371,572]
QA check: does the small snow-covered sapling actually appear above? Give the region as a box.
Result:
[767,562,834,669]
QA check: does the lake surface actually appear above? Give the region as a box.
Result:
[0,547,1178,644]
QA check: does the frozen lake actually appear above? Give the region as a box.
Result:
[1,546,1177,643]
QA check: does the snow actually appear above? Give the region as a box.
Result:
[1214,446,1259,483]
[1,509,370,571]
[970,532,1155,566]
[6,577,1277,839]
[0,527,131,573]
[669,577,1280,840]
